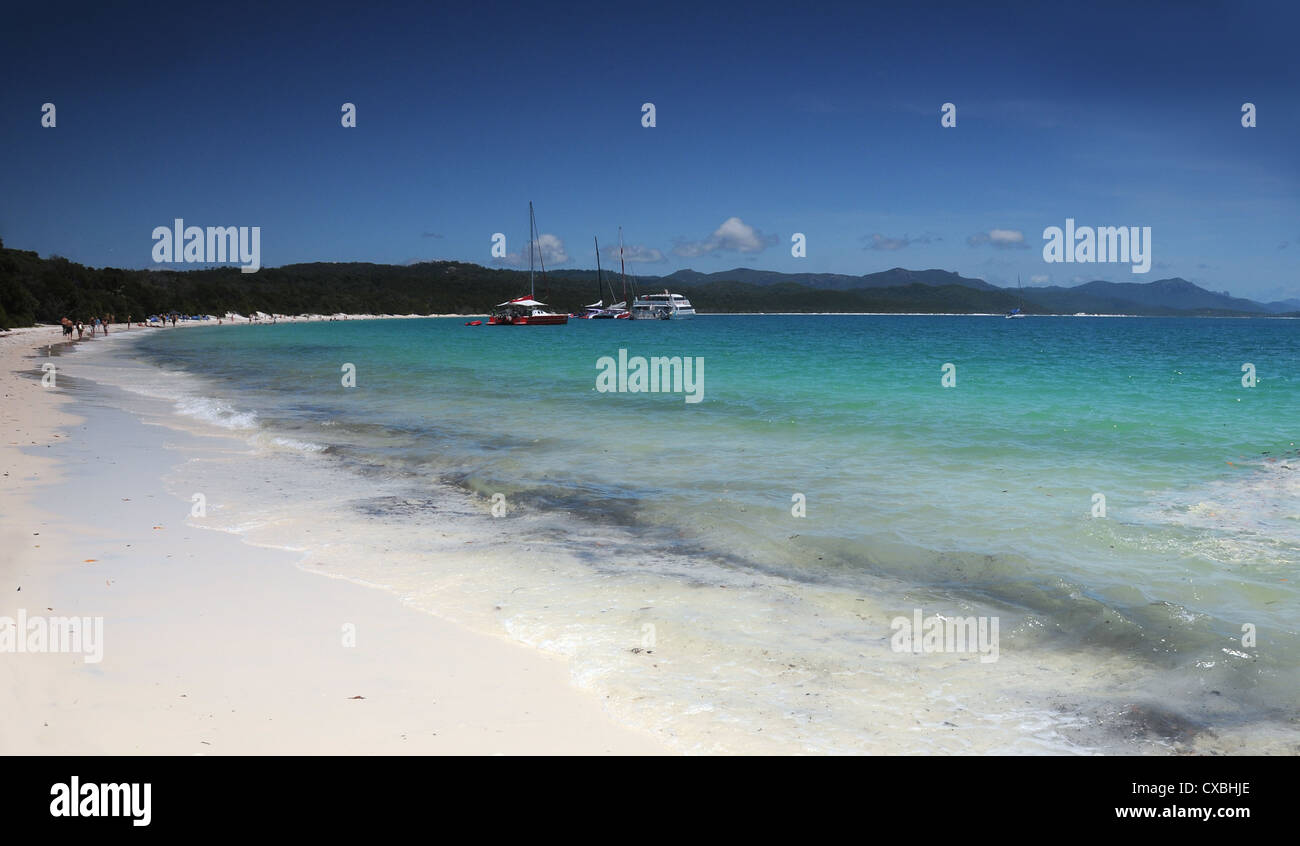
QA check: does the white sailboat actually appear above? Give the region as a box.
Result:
[576,236,625,319]
[1005,275,1027,319]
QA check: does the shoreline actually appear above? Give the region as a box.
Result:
[6,318,1295,755]
[8,312,1295,339]
[0,324,668,754]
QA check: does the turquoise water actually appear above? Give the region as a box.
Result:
[88,315,1299,752]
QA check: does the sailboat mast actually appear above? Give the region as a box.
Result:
[594,236,603,304]
[619,226,627,303]
[528,201,535,299]
[535,205,549,300]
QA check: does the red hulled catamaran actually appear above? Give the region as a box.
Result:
[489,202,568,326]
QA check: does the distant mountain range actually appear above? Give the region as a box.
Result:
[1,238,1296,327]
[600,266,1299,316]
[662,267,998,292]
[1002,277,1300,315]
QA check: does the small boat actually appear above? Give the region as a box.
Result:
[587,304,621,319]
[572,300,603,319]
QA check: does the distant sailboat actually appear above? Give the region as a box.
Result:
[489,202,568,325]
[576,236,625,319]
[1005,275,1027,319]
[611,227,632,318]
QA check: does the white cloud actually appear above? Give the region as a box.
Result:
[673,217,776,257]
[494,233,569,268]
[1029,274,1049,284]
[869,234,909,251]
[863,233,939,251]
[600,243,665,263]
[968,229,1028,249]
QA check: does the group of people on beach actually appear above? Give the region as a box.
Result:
[60,315,115,339]
[58,313,186,339]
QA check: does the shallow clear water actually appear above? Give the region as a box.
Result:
[72,315,1300,753]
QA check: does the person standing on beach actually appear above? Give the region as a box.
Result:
[102,315,109,335]
[75,321,84,339]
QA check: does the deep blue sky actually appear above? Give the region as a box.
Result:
[2,0,1297,299]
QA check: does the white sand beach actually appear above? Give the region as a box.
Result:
[0,321,666,755]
